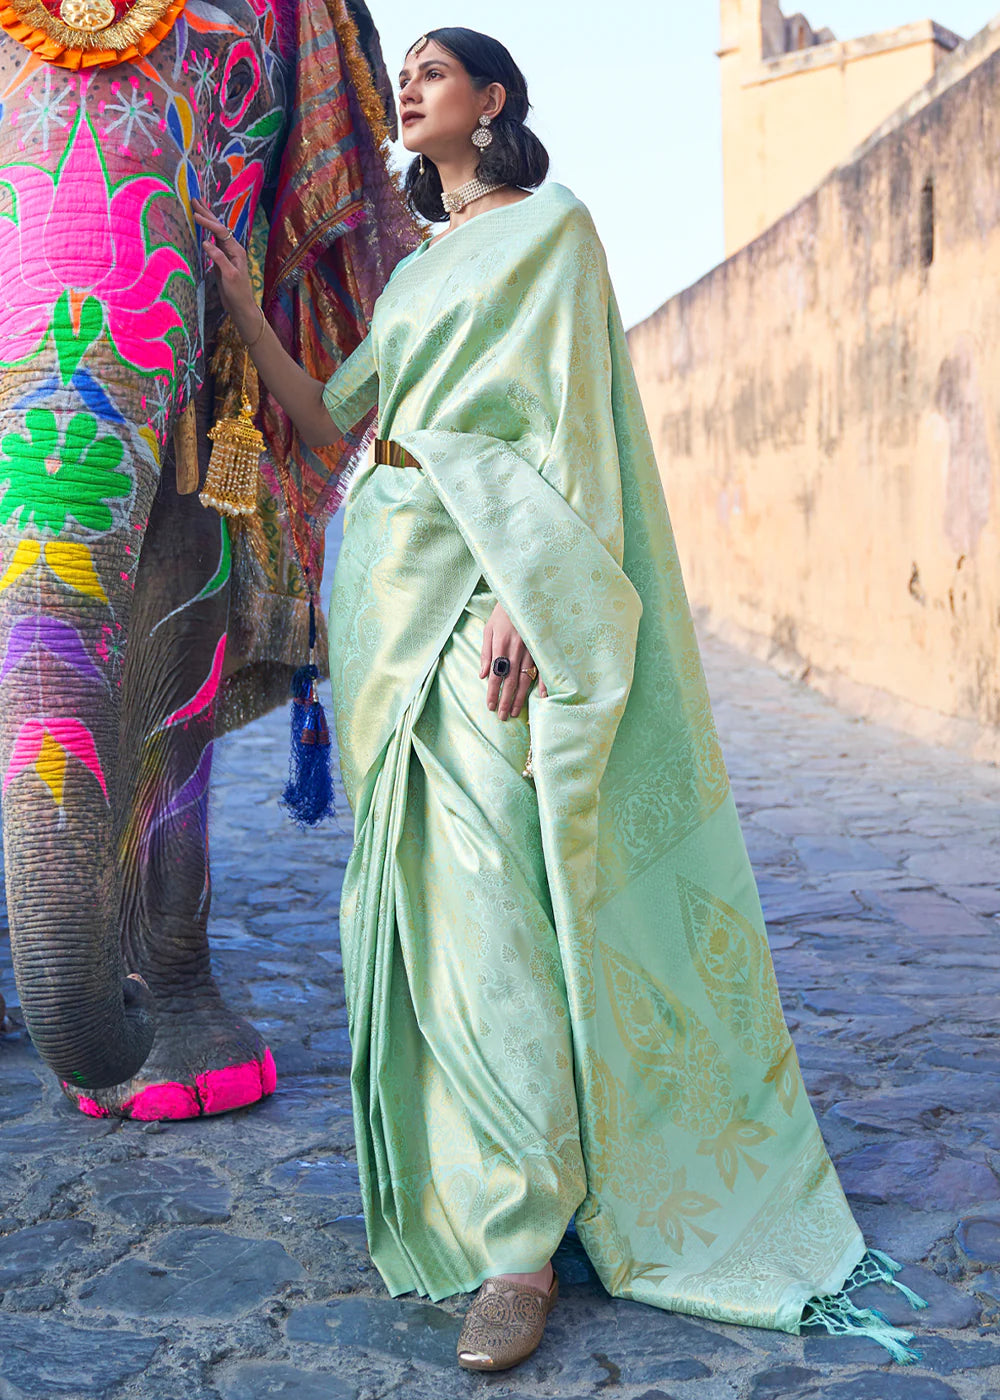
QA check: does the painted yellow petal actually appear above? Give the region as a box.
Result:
[0,539,41,595]
[44,542,108,604]
[138,426,161,465]
[36,731,68,808]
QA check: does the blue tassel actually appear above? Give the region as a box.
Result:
[281,602,335,827]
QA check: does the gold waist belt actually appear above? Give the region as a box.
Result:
[374,438,420,469]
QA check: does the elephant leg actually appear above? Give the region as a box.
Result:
[63,476,275,1119]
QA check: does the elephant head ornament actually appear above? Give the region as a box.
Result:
[0,0,417,1114]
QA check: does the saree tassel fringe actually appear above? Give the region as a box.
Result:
[281,600,335,827]
[801,1250,928,1363]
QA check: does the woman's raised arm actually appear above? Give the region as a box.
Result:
[193,199,340,449]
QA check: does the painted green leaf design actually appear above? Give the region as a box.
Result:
[53,292,104,385]
[245,109,284,141]
[0,408,131,535]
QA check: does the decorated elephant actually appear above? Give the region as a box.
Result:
[0,0,416,1115]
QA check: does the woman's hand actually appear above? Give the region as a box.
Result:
[480,603,546,720]
[192,198,259,338]
[191,199,338,448]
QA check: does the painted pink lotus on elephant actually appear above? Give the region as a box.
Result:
[0,111,192,382]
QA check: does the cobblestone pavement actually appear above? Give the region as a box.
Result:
[3,618,1000,1400]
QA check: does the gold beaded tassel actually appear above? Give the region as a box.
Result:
[200,351,264,517]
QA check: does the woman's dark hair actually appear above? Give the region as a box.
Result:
[402,28,549,223]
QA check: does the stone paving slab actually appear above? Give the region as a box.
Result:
[3,615,1000,1398]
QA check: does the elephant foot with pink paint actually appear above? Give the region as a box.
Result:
[68,1005,277,1121]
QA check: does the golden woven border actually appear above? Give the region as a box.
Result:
[1,0,186,65]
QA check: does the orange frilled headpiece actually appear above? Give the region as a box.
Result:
[0,0,187,69]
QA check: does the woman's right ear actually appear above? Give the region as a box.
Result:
[485,81,507,120]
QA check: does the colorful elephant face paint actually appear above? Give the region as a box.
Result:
[0,0,290,838]
[218,38,261,129]
[0,0,289,442]
[0,539,108,602]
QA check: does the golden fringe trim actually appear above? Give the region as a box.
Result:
[1,0,186,66]
[329,0,423,236]
[264,0,422,293]
[329,0,392,157]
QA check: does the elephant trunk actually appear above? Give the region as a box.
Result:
[12,919,156,1091]
[0,417,161,1091]
[3,648,158,1088]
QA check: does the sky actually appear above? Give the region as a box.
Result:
[371,1,1000,328]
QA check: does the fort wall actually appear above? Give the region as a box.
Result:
[631,38,1000,758]
[720,0,960,254]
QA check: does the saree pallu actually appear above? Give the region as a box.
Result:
[323,183,870,1333]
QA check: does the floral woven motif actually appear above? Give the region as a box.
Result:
[0,0,187,69]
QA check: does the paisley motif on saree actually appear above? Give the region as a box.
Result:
[319,184,896,1338]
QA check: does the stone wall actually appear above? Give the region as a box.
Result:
[630,40,1000,758]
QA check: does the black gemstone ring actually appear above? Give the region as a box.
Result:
[492,656,512,678]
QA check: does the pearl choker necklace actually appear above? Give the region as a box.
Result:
[441,177,505,214]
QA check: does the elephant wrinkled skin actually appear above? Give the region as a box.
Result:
[0,0,410,1116]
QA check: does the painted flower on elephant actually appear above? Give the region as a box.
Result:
[0,409,131,535]
[219,153,266,242]
[4,716,108,810]
[0,112,192,384]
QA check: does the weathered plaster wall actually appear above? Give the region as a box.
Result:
[720,0,960,255]
[630,44,1000,756]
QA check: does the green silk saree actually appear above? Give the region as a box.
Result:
[319,183,901,1340]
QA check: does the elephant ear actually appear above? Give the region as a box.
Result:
[260,0,419,594]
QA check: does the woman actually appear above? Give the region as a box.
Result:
[195,27,921,1374]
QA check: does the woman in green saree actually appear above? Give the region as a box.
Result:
[196,25,924,1374]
